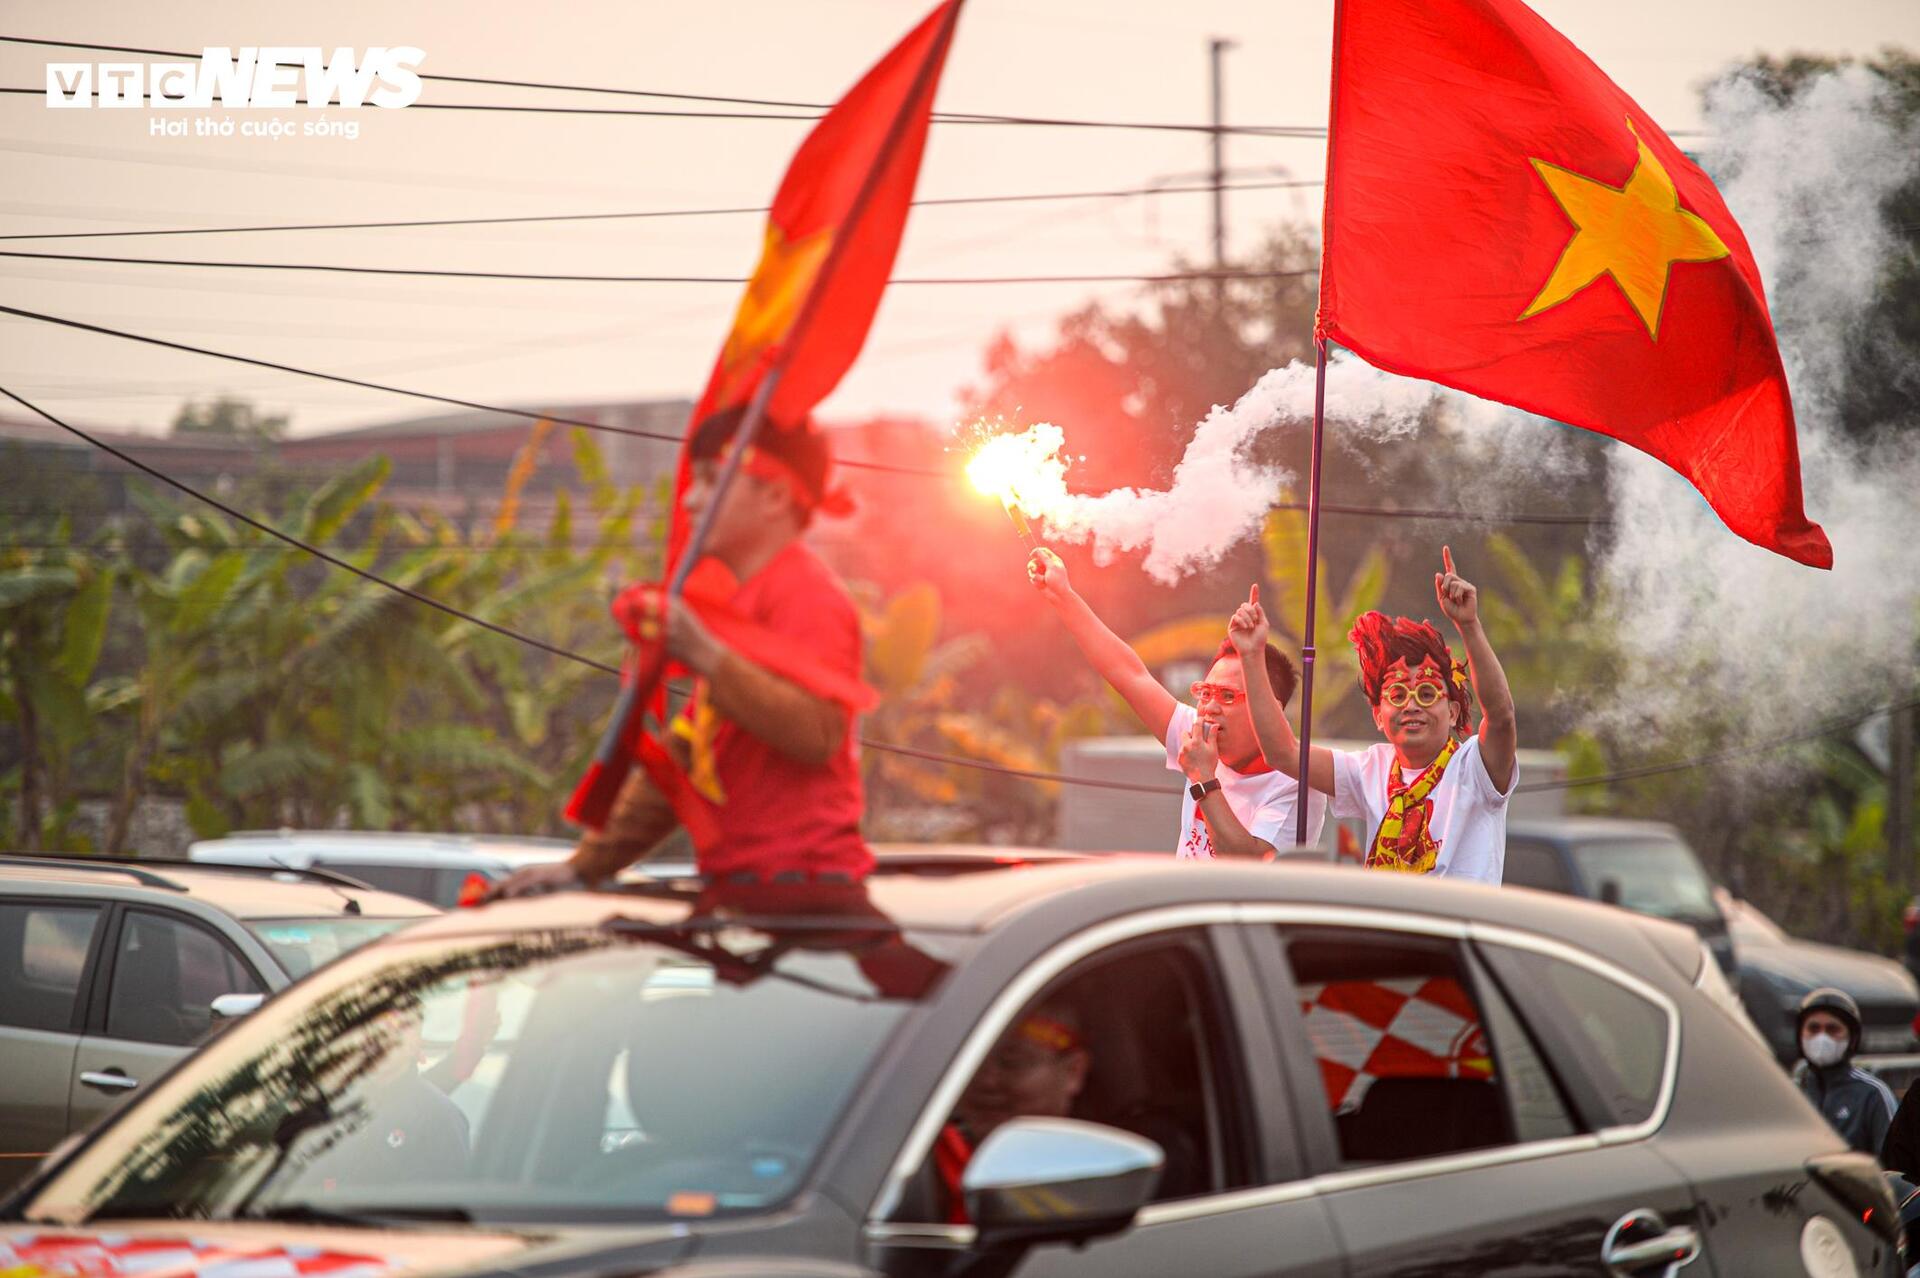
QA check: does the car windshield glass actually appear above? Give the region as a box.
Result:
[1570,840,1717,923]
[23,897,957,1227]
[245,917,422,978]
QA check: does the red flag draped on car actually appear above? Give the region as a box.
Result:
[1315,0,1831,568]
[566,1,961,831]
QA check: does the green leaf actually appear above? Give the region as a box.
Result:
[221,741,334,799]
[870,585,942,695]
[171,551,248,634]
[347,762,393,828]
[301,455,391,545]
[0,565,79,610]
[55,564,114,684]
[185,788,231,839]
[23,668,89,746]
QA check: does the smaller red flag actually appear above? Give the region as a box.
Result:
[1317,0,1830,568]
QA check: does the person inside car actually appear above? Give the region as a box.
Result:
[1793,987,1896,1157]
[306,1007,471,1191]
[931,1000,1199,1223]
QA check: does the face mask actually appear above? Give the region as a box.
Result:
[1803,1031,1847,1068]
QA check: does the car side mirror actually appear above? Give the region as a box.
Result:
[210,992,266,1021]
[962,1117,1162,1254]
[1599,878,1622,907]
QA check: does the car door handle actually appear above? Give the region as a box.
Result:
[78,1070,140,1092]
[1603,1209,1700,1277]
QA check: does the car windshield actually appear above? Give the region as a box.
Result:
[1570,839,1718,925]
[245,917,423,978]
[21,899,957,1227]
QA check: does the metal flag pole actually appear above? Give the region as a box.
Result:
[571,1,966,827]
[1293,336,1329,848]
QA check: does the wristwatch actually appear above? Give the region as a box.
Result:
[1189,778,1222,802]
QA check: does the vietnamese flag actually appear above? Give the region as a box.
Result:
[1316,0,1831,568]
[567,1,961,832]
[665,0,963,569]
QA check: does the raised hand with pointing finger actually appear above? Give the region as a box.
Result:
[1433,545,1479,630]
[1228,584,1270,659]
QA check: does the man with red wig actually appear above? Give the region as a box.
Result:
[493,406,870,895]
[1230,547,1518,883]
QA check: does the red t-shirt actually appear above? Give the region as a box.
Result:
[691,540,872,881]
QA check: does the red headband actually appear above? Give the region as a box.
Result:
[717,441,853,518]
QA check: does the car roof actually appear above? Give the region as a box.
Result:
[190,831,575,867]
[1504,817,1683,846]
[0,855,440,920]
[398,850,1702,984]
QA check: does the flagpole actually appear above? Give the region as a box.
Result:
[1293,336,1329,848]
[570,0,966,829]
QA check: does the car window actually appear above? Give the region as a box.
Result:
[0,902,101,1033]
[1568,838,1717,925]
[105,910,264,1048]
[314,860,435,902]
[899,932,1248,1222]
[246,916,421,978]
[1502,840,1572,893]
[1280,927,1577,1167]
[1478,944,1670,1128]
[24,914,962,1227]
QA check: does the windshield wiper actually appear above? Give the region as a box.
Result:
[242,1203,474,1227]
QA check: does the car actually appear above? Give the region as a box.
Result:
[1500,818,1738,974]
[2,851,1899,1277]
[1721,890,1920,1078]
[189,830,582,907]
[0,853,438,1193]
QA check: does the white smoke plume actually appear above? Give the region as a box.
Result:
[1594,67,1920,743]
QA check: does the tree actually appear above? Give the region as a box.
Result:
[170,395,290,442]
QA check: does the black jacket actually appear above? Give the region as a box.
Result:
[1796,1062,1897,1157]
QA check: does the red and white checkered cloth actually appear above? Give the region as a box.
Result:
[1298,976,1495,1113]
[0,1233,397,1278]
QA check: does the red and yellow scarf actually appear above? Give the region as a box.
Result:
[1366,736,1458,874]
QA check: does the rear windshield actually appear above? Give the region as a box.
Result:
[245,917,422,978]
[24,910,957,1227]
[1569,840,1717,926]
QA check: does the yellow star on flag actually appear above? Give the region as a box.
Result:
[1521,121,1729,339]
[715,223,833,399]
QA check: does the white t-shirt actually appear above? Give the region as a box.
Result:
[1164,702,1327,859]
[1329,734,1517,885]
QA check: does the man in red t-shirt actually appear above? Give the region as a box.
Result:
[493,407,870,894]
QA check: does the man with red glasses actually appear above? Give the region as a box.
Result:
[1230,547,1517,883]
[1027,548,1324,859]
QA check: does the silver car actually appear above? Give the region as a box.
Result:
[0,854,436,1192]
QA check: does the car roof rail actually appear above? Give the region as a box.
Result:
[134,856,376,893]
[0,854,189,891]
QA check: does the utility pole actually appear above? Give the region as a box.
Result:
[1209,37,1235,305]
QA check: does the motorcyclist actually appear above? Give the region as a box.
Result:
[1793,987,1896,1156]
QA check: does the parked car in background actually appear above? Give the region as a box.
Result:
[1720,889,1920,1080]
[0,854,437,1193]
[189,830,580,908]
[3,853,1900,1276]
[1503,818,1920,1077]
[1501,819,1735,973]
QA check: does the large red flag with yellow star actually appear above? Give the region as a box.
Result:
[666,0,961,568]
[1315,0,1831,568]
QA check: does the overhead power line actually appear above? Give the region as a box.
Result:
[0,246,1317,287]
[0,36,1321,137]
[0,303,1611,526]
[0,178,1324,244]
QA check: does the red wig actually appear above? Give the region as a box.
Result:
[1348,611,1472,732]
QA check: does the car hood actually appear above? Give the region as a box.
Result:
[0,1221,695,1278]
[1738,939,1920,1005]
